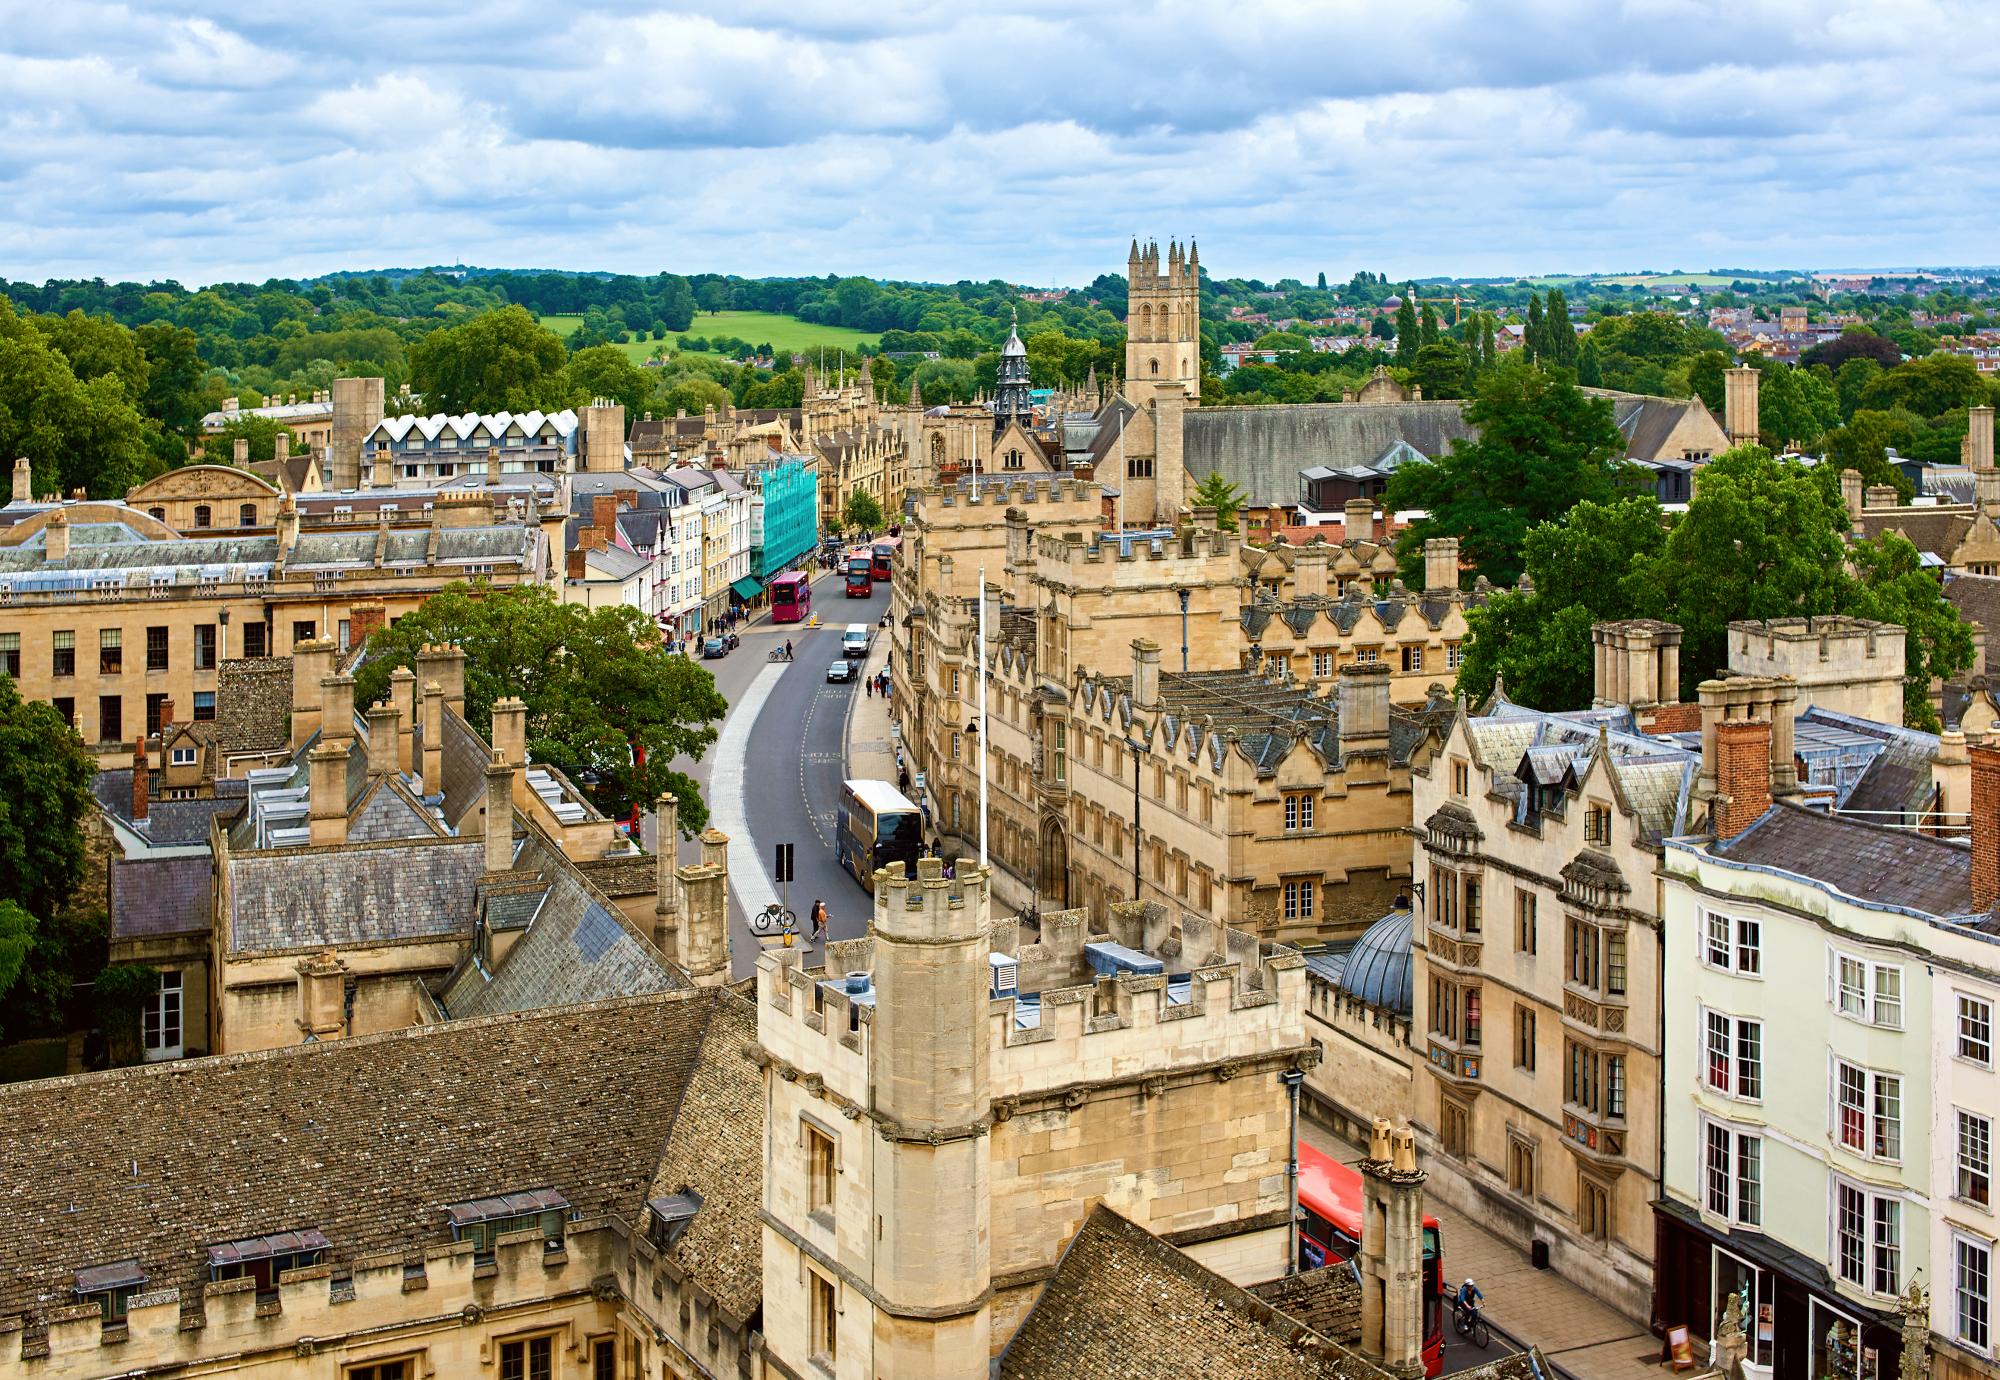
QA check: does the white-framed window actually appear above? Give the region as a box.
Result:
[1311,651,1333,677]
[1283,793,1315,832]
[1962,1110,1993,1208]
[1446,643,1463,670]
[1829,950,1903,1028]
[1283,880,1316,921]
[142,970,182,1060]
[1962,993,1995,1066]
[1703,1119,1763,1226]
[1832,1059,1902,1162]
[170,746,197,766]
[1703,910,1761,975]
[1703,1009,1762,1100]
[1833,1178,1901,1295]
[1958,1234,1993,1354]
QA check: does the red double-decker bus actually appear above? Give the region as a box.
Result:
[769,571,812,623]
[870,535,901,581]
[845,546,874,597]
[1297,1141,1445,1375]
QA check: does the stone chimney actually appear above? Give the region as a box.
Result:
[581,401,627,474]
[1712,716,1775,840]
[1344,496,1374,543]
[486,445,502,487]
[1864,484,1899,511]
[1422,537,1459,594]
[1839,469,1864,525]
[365,703,398,776]
[233,437,250,466]
[483,751,516,874]
[1969,405,1995,472]
[1337,661,1393,759]
[389,667,417,774]
[319,673,356,747]
[677,828,731,985]
[1724,366,1760,446]
[1130,638,1161,709]
[308,739,350,846]
[370,444,392,491]
[420,681,444,797]
[1972,742,2000,913]
[1004,507,1034,609]
[416,644,466,718]
[1932,730,1970,839]
[490,696,527,769]
[275,432,290,463]
[1292,544,1330,601]
[42,510,69,563]
[295,950,349,1041]
[10,457,29,504]
[131,737,149,823]
[653,793,680,956]
[1359,1117,1427,1379]
[275,497,299,552]
[1592,619,1682,711]
[290,639,337,749]
[1697,675,1797,805]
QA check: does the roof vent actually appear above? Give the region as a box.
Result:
[989,952,1019,998]
[647,1191,703,1251]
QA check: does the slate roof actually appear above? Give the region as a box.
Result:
[438,710,492,830]
[643,992,764,1320]
[1791,707,1938,816]
[1472,699,1699,844]
[441,831,685,1020]
[1715,802,1972,917]
[109,855,213,940]
[0,990,731,1320]
[216,658,293,754]
[92,772,241,845]
[346,778,444,843]
[1602,394,1719,463]
[1250,1265,1362,1346]
[1182,402,1477,509]
[998,1205,1382,1380]
[1855,508,1973,560]
[1946,572,2000,637]
[224,839,485,952]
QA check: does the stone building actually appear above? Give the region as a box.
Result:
[755,859,1318,1375]
[0,464,546,766]
[1846,404,2000,575]
[1300,908,1420,1149]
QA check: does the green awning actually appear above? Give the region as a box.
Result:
[729,576,764,600]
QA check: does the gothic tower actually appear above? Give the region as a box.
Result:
[1124,237,1202,404]
[993,312,1033,435]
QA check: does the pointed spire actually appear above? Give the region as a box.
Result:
[909,375,921,406]
[1129,236,1141,266]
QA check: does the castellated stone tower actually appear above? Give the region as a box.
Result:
[1125,238,1203,405]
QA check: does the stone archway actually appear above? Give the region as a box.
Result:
[1039,814,1070,909]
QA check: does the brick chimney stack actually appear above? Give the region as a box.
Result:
[1972,742,2000,913]
[10,457,29,504]
[483,751,516,874]
[365,704,399,776]
[420,682,444,797]
[1839,469,1864,527]
[388,667,417,774]
[275,432,290,463]
[1713,717,1775,840]
[308,740,349,846]
[653,793,680,957]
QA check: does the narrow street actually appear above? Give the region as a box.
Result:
[646,569,891,977]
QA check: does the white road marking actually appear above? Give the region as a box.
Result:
[711,661,787,919]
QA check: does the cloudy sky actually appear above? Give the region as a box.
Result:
[0,0,1991,288]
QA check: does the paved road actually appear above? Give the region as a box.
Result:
[644,570,890,978]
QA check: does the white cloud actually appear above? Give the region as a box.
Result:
[0,0,1994,285]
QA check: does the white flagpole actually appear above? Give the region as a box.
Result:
[977,565,989,869]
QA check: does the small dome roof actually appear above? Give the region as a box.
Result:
[1002,323,1027,358]
[1382,295,1403,310]
[1337,909,1413,1016]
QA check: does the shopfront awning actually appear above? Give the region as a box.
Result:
[729,576,763,601]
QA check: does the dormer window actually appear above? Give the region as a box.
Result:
[75,1259,145,1322]
[206,1229,329,1302]
[444,1189,568,1265]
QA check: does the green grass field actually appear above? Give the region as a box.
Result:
[539,311,878,364]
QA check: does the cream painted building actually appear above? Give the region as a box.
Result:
[1655,740,1999,1380]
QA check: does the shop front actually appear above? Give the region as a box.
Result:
[1654,1200,1903,1380]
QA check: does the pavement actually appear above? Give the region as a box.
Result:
[1302,1120,1671,1380]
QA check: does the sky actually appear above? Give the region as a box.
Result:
[1,0,1994,289]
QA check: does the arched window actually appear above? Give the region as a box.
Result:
[148,507,166,522]
[239,504,257,527]
[193,504,212,528]
[1150,359,1160,376]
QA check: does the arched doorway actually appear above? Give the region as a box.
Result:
[1039,814,1070,909]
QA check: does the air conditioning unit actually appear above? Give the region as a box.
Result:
[989,952,1019,999]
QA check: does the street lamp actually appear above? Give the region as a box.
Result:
[1122,735,1144,901]
[1177,587,1191,673]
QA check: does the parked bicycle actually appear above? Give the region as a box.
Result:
[748,902,797,937]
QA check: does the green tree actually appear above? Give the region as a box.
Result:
[135,321,207,437]
[1859,352,1989,418]
[1825,411,1917,501]
[1384,356,1638,586]
[844,489,885,533]
[1847,532,1975,729]
[203,413,287,463]
[406,305,568,414]
[1834,358,1881,421]
[1394,297,1420,368]
[1191,470,1247,530]
[1543,289,1576,367]
[0,298,158,497]
[1755,361,1839,451]
[352,584,727,830]
[1409,342,1469,400]
[1577,333,1603,386]
[559,343,653,414]
[1524,294,1546,362]
[1685,349,1728,414]
[0,675,99,1024]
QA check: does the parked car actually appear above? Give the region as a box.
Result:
[702,637,728,659]
[826,659,856,683]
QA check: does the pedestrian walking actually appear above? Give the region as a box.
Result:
[809,899,828,945]
[865,676,873,698]
[898,765,911,794]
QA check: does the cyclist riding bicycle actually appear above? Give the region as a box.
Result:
[1456,1277,1484,1318]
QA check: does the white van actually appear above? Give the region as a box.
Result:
[842,624,870,662]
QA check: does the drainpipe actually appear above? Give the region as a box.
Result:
[1283,1068,1305,1276]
